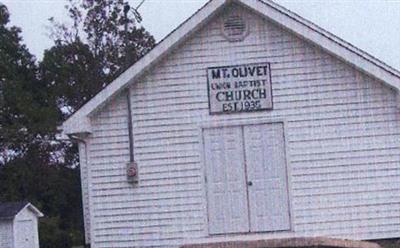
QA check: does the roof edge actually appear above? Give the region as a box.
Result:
[62,0,227,135]
[258,0,400,79]
[0,201,44,219]
[25,203,44,218]
[62,0,400,135]
[243,0,400,87]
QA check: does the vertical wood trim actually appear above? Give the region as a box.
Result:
[85,137,95,246]
[126,88,135,162]
[12,218,16,248]
[200,130,212,235]
[198,126,210,237]
[241,125,252,232]
[282,120,294,232]
[78,142,91,244]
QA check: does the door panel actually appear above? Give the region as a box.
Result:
[244,123,291,232]
[203,126,249,234]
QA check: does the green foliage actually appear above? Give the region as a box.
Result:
[0,152,83,246]
[0,4,59,159]
[1,0,155,247]
[41,40,102,116]
[39,217,73,248]
[43,0,155,113]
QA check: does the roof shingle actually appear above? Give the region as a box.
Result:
[0,201,28,219]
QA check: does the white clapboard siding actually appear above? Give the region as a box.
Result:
[0,221,13,248]
[84,4,400,247]
[14,210,39,248]
[88,93,133,248]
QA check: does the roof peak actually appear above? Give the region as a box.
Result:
[61,0,400,136]
[0,201,44,219]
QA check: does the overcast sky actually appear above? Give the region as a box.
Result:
[2,0,400,70]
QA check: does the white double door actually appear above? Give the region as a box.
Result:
[203,123,290,234]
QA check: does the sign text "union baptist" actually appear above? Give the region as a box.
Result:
[207,63,273,114]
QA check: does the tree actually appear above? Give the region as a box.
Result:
[0,3,58,162]
[41,0,155,115]
[0,3,84,246]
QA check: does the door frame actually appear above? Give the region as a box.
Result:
[198,118,294,236]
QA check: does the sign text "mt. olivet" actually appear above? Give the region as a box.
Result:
[207,63,273,114]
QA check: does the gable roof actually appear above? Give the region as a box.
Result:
[0,201,44,220]
[62,0,400,135]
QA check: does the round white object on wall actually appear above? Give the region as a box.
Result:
[221,14,249,42]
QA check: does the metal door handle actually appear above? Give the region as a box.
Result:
[247,181,253,186]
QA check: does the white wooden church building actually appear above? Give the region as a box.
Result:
[62,0,400,247]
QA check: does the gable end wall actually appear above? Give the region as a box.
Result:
[14,209,40,248]
[85,5,400,247]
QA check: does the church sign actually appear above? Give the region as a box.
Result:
[207,62,272,114]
